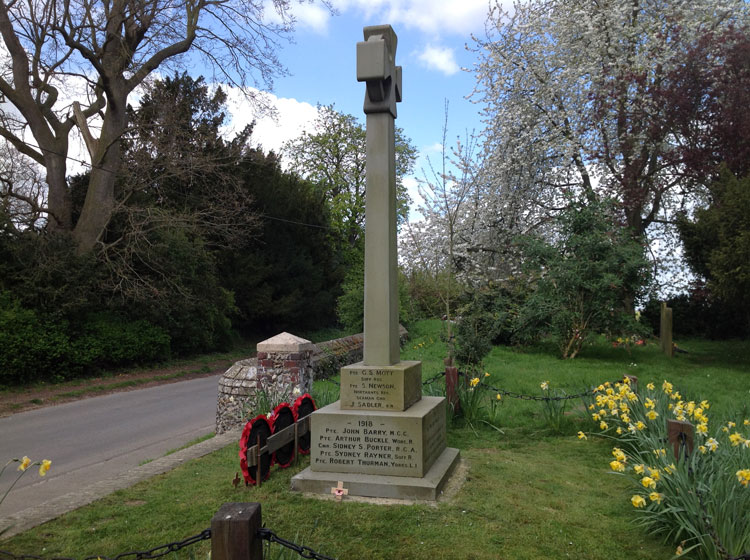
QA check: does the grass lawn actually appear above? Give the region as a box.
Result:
[2,320,748,559]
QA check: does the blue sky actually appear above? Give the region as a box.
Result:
[221,0,507,213]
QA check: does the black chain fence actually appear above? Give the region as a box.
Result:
[258,528,337,560]
[0,529,211,560]
[0,527,337,560]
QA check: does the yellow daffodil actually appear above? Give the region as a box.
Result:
[610,460,625,472]
[644,398,655,409]
[729,433,744,447]
[744,419,750,426]
[600,421,608,430]
[699,445,707,454]
[664,463,676,475]
[17,456,31,472]
[636,421,646,431]
[646,382,655,390]
[631,495,646,508]
[641,476,656,489]
[592,413,600,421]
[484,372,490,377]
[737,469,750,487]
[540,381,549,390]
[470,377,480,387]
[706,438,719,452]
[496,393,502,401]
[728,421,736,428]
[649,492,663,504]
[577,431,587,440]
[648,468,660,481]
[696,423,708,435]
[634,464,645,475]
[646,410,659,421]
[39,459,51,477]
[612,448,626,462]
[616,427,623,435]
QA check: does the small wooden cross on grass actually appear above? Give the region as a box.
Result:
[331,481,348,502]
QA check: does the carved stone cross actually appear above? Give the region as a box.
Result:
[356,25,403,366]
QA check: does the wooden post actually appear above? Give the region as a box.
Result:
[660,302,674,358]
[211,503,263,560]
[667,419,694,461]
[445,366,459,413]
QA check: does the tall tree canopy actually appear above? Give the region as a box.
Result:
[472,0,749,249]
[0,0,316,252]
[282,104,417,263]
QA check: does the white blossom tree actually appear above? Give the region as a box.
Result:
[470,0,750,293]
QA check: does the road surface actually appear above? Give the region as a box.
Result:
[0,375,220,518]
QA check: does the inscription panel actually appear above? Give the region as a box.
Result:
[340,361,421,411]
[310,397,446,477]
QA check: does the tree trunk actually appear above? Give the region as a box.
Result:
[72,86,127,253]
[43,145,72,232]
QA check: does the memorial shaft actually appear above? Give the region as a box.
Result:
[356,25,403,367]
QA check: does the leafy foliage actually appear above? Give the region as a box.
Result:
[219,149,341,334]
[283,105,417,265]
[678,170,750,332]
[515,199,650,359]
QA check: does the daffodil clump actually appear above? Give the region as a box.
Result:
[582,379,750,559]
[453,373,504,431]
[539,380,568,434]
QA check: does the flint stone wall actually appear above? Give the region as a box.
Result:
[215,326,408,434]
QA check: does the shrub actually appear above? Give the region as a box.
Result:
[514,198,651,358]
[70,313,171,369]
[585,378,750,559]
[641,289,749,340]
[0,292,72,385]
[336,262,415,333]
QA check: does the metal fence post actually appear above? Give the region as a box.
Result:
[211,503,262,560]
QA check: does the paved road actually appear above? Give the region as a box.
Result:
[0,375,220,518]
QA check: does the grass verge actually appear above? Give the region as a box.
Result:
[2,320,747,558]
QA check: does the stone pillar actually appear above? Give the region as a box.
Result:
[256,332,315,392]
[215,333,314,434]
[291,25,459,501]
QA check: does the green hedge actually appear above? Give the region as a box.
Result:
[0,292,171,385]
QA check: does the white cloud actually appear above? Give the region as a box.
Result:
[262,0,332,34]
[334,0,492,36]
[417,44,460,74]
[294,2,332,33]
[222,87,320,157]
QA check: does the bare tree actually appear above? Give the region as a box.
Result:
[0,0,316,252]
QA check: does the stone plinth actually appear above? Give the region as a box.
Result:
[309,397,445,478]
[339,360,421,412]
[291,447,460,501]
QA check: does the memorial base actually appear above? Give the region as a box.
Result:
[291,447,459,501]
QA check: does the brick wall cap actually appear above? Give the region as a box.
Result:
[257,332,314,353]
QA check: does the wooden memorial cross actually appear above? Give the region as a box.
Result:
[331,481,349,501]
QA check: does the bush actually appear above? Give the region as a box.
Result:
[70,313,171,369]
[514,198,651,358]
[337,261,415,333]
[0,292,72,385]
[587,378,750,559]
[641,289,749,340]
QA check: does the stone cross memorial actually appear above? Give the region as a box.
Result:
[291,25,459,501]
